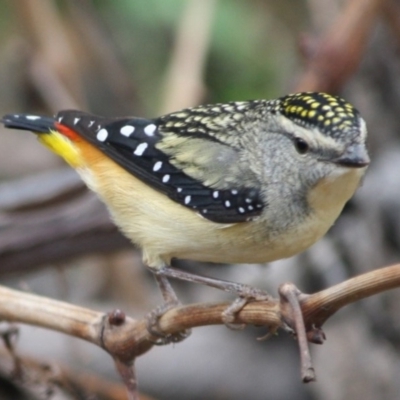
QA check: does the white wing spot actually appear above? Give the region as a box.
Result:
[96,128,108,142]
[26,115,40,120]
[134,142,148,156]
[248,205,254,211]
[120,125,135,136]
[177,187,183,192]
[225,200,231,207]
[202,209,208,213]
[88,120,94,127]
[184,195,191,204]
[73,117,80,125]
[153,161,162,171]
[162,174,170,183]
[144,124,157,136]
[213,191,219,199]
[238,207,245,213]
[245,198,252,203]
[231,190,238,195]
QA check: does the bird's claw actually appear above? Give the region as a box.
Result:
[146,302,191,345]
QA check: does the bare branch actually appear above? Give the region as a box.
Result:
[302,263,400,327]
[0,263,399,358]
[0,346,153,400]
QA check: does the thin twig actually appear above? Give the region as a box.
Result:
[279,283,315,382]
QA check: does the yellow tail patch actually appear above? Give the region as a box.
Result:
[38,130,82,167]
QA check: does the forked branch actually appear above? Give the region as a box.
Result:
[0,263,399,397]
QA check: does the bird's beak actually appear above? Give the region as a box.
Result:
[333,143,370,168]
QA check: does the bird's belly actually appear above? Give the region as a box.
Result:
[108,192,331,267]
[168,212,330,265]
[78,159,354,268]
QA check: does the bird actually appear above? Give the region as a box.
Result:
[1,92,369,331]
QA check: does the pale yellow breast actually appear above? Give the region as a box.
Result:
[74,140,366,269]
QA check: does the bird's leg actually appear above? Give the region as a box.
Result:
[150,265,271,327]
[154,273,180,304]
[146,274,191,344]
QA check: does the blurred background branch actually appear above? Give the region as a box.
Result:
[160,0,216,114]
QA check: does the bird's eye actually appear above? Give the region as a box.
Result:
[294,137,310,154]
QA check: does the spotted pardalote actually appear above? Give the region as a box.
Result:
[1,92,369,318]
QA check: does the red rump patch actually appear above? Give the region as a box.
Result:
[54,122,81,141]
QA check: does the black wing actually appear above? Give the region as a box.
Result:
[2,107,265,223]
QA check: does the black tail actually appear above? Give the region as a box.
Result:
[1,114,56,133]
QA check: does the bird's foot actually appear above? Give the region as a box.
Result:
[146,274,191,345]
[146,301,192,345]
[221,286,271,329]
[151,265,273,330]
